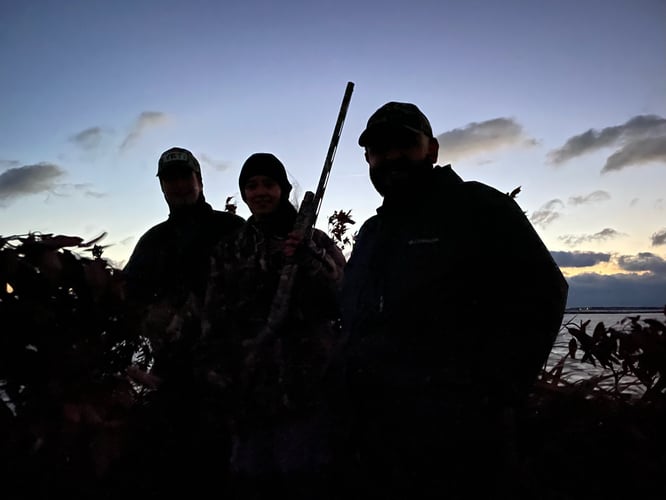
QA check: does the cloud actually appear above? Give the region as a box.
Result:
[120,111,169,151]
[551,250,611,268]
[69,126,105,150]
[566,272,666,307]
[199,153,231,172]
[436,117,536,162]
[617,252,666,273]
[652,229,666,246]
[602,136,666,172]
[548,114,666,173]
[0,160,20,168]
[0,163,65,205]
[562,251,666,306]
[548,114,666,164]
[568,190,610,206]
[558,228,624,247]
[529,199,564,228]
[71,183,105,198]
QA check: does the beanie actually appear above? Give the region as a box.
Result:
[239,153,293,201]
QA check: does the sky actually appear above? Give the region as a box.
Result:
[1,0,665,308]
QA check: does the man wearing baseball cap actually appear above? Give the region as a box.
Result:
[124,147,244,307]
[121,147,244,495]
[340,102,569,498]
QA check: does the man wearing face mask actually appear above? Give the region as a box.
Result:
[340,102,569,498]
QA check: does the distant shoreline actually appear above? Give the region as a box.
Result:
[565,306,664,314]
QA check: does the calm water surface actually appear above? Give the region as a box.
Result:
[545,308,665,393]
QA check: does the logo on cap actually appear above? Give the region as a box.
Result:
[157,147,201,176]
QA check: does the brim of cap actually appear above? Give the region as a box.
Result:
[156,162,196,177]
[358,123,424,147]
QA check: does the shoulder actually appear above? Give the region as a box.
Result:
[355,214,381,241]
[134,220,171,246]
[462,180,514,205]
[206,210,246,237]
[449,174,525,218]
[433,164,511,207]
[210,210,245,226]
[215,220,255,255]
[124,220,170,271]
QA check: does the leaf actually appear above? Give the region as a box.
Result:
[42,234,84,249]
[80,232,108,247]
[592,322,606,342]
[568,338,578,359]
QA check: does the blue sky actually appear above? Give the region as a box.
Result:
[1,0,665,307]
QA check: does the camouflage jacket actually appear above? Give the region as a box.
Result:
[201,214,346,422]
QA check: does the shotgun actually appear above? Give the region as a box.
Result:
[243,81,354,349]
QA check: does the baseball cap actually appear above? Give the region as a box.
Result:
[157,147,201,177]
[358,102,433,147]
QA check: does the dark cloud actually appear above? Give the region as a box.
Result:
[558,228,624,247]
[69,126,104,150]
[551,251,611,268]
[529,199,564,228]
[0,163,65,205]
[602,136,666,172]
[617,252,666,273]
[548,114,666,165]
[120,111,169,151]
[0,160,20,168]
[566,272,666,308]
[436,117,536,162]
[652,229,666,246]
[568,190,610,206]
[548,115,666,173]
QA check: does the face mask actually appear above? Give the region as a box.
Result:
[369,157,433,197]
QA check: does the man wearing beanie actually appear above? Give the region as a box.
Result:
[200,152,347,499]
[121,146,244,496]
[340,102,569,498]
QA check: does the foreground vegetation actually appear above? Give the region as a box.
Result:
[1,232,665,499]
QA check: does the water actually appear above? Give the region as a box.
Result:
[544,307,665,395]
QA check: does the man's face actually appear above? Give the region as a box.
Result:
[364,129,439,197]
[243,175,282,218]
[159,168,202,208]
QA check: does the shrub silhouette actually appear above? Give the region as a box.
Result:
[1,228,665,499]
[0,232,145,496]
